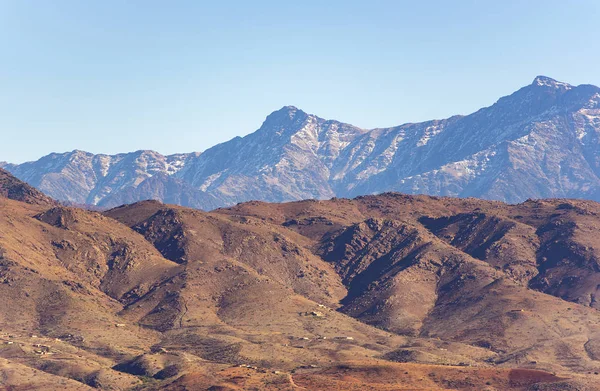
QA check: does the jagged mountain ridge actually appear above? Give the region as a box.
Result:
[4,76,600,209]
[2,150,200,207]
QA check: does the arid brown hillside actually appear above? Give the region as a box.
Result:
[2,169,600,389]
[0,167,55,206]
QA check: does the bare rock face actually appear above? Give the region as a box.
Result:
[5,77,600,210]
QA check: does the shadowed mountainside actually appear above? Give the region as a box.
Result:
[0,167,56,206]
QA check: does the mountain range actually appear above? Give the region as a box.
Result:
[2,167,600,389]
[3,76,600,210]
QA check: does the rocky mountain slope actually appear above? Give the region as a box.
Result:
[2,150,200,208]
[4,76,600,210]
[0,167,56,206]
[3,169,600,389]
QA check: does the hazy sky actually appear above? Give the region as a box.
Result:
[1,0,599,163]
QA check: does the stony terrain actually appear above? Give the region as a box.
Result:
[3,76,600,210]
[2,170,600,389]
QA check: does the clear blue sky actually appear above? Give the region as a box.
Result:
[1,0,599,163]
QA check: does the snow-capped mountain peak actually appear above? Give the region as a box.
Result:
[532,75,573,90]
